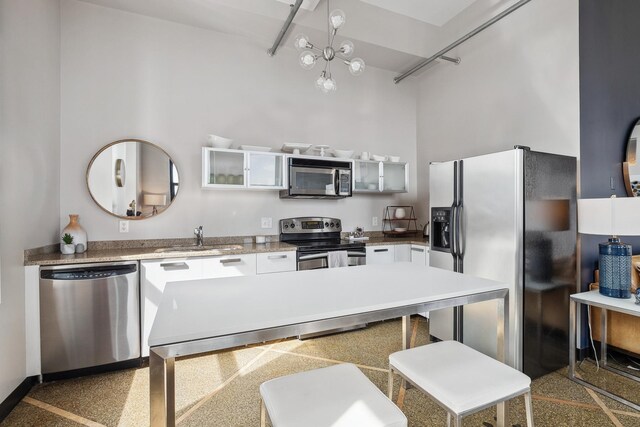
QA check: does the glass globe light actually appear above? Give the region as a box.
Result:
[315,74,327,90]
[294,33,310,51]
[339,40,354,57]
[348,57,365,76]
[321,77,337,93]
[299,51,317,70]
[329,9,346,29]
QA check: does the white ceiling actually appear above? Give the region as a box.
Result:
[75,0,511,74]
[359,0,478,27]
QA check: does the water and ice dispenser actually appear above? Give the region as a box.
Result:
[430,208,452,253]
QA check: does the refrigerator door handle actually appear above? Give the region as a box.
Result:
[457,204,465,258]
[451,203,458,259]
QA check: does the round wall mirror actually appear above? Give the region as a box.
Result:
[87,139,179,219]
[624,119,640,197]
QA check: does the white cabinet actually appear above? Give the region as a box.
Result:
[202,254,257,278]
[202,147,285,190]
[141,258,204,357]
[257,251,296,274]
[394,244,411,262]
[141,254,257,357]
[410,245,428,265]
[366,245,395,264]
[353,160,408,193]
[409,245,430,318]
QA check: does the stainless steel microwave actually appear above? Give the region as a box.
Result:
[280,157,352,199]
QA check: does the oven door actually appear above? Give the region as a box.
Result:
[297,250,366,270]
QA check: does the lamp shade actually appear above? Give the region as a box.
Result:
[143,193,167,206]
[578,197,640,236]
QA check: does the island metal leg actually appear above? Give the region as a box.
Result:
[402,315,412,350]
[150,348,175,427]
[496,292,510,427]
[401,315,413,390]
[569,300,576,380]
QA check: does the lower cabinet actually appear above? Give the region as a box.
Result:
[410,245,428,265]
[394,244,411,262]
[141,254,257,357]
[256,251,296,274]
[366,245,395,264]
[410,245,430,318]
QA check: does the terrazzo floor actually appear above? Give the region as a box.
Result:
[2,317,640,426]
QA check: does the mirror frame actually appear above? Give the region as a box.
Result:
[86,138,180,220]
[623,118,640,197]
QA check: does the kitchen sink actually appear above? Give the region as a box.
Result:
[154,244,245,253]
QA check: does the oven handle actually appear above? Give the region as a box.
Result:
[298,251,365,261]
[298,252,329,261]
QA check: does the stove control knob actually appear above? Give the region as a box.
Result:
[284,224,289,229]
[336,221,341,228]
[290,223,295,229]
[330,222,335,228]
[325,222,329,227]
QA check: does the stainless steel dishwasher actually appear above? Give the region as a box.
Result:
[40,261,140,375]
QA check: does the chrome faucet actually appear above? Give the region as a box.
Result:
[194,226,204,246]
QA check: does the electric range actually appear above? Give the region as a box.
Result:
[279,217,366,270]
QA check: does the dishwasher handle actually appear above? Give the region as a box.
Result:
[40,263,137,280]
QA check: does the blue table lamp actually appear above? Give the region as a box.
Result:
[578,196,640,298]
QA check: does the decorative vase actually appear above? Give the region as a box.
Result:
[395,208,406,219]
[62,214,88,253]
[61,244,75,255]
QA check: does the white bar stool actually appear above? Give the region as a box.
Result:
[388,341,534,427]
[259,363,407,427]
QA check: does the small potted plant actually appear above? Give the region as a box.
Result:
[60,233,75,255]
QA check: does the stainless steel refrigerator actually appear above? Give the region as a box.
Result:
[429,147,576,379]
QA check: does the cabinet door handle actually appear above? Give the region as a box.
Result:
[411,247,425,253]
[160,262,189,270]
[267,254,288,260]
[220,258,243,265]
[374,248,389,253]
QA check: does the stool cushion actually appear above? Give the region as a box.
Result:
[389,341,530,415]
[260,363,407,427]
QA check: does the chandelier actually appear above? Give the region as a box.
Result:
[294,0,365,93]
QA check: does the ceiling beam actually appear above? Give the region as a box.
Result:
[394,0,533,84]
[267,0,303,56]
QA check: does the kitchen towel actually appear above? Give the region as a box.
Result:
[328,250,348,268]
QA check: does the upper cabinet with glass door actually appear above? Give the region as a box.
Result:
[353,160,408,193]
[202,147,285,190]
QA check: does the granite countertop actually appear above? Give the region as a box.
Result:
[24,235,429,266]
[25,242,297,266]
[365,236,429,247]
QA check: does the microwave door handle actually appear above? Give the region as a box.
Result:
[334,170,340,196]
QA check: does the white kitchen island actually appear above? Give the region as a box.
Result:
[149,263,511,427]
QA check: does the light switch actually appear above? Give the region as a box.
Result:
[119,220,129,233]
[372,216,378,226]
[261,217,273,229]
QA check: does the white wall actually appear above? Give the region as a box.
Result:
[415,0,580,221]
[0,0,60,402]
[60,0,419,241]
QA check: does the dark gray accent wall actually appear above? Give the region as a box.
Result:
[580,0,640,292]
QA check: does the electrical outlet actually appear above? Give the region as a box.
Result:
[261,217,273,229]
[372,216,378,226]
[119,220,129,233]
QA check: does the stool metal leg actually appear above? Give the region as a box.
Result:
[388,367,394,400]
[455,414,462,427]
[447,412,451,427]
[524,391,534,427]
[260,399,266,427]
